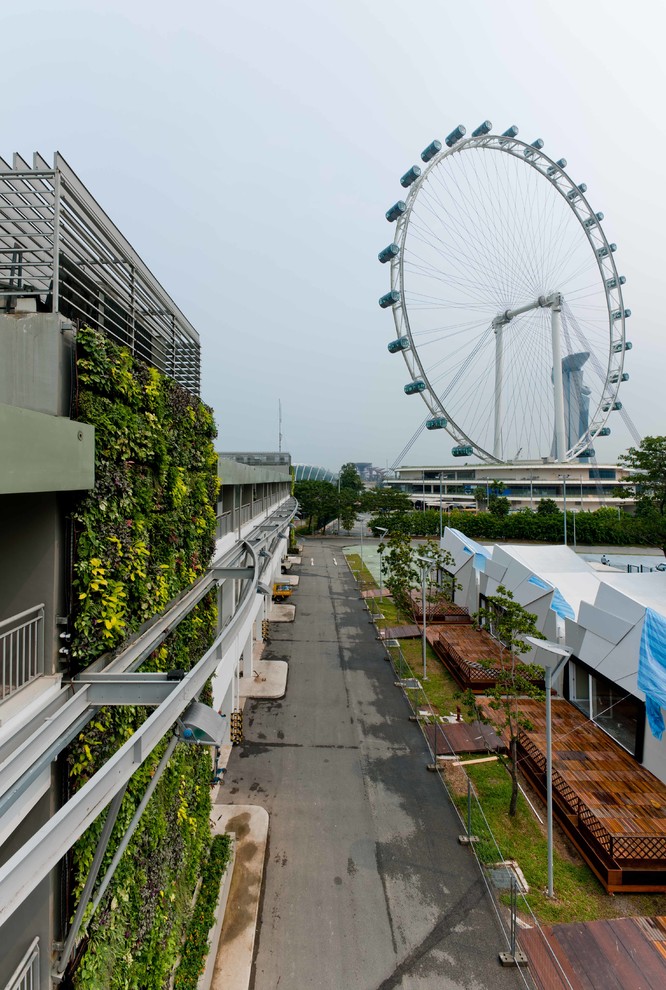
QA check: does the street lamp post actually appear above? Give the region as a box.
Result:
[558,474,570,545]
[439,473,444,541]
[525,637,572,899]
[415,555,432,682]
[376,527,388,602]
[522,472,537,511]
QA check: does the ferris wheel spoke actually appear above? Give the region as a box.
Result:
[410,194,510,302]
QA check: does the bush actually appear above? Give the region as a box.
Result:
[174,834,233,990]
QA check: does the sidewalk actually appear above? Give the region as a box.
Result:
[209,805,269,990]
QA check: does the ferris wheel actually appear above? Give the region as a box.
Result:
[378,122,631,464]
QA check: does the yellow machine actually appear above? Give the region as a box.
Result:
[272,582,293,602]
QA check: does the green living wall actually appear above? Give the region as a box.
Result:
[67,327,220,989]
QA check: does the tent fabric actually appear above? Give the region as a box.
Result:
[551,588,575,621]
[449,529,491,560]
[638,607,666,740]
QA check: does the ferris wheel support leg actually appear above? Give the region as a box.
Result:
[551,298,566,461]
[494,324,504,460]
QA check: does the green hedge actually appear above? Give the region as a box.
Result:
[174,834,233,990]
[370,506,653,547]
[68,328,221,989]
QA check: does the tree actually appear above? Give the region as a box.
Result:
[473,486,488,510]
[471,586,545,817]
[294,480,338,533]
[380,533,457,616]
[362,487,411,515]
[536,498,559,515]
[488,495,510,517]
[338,489,359,533]
[618,436,666,515]
[338,462,364,493]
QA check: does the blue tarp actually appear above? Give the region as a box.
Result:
[638,607,666,740]
[551,588,575,621]
[526,574,575,621]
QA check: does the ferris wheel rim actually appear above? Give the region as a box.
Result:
[387,130,627,463]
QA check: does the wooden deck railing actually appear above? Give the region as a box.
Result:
[518,731,666,865]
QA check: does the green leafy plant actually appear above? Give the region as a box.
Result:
[173,834,232,990]
[67,327,221,989]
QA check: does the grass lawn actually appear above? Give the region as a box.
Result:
[448,759,666,925]
[344,548,666,927]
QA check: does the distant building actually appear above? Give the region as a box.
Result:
[385,461,635,512]
[293,464,337,483]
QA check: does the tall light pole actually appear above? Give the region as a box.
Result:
[376,527,388,602]
[572,509,576,551]
[415,555,432,681]
[482,476,491,510]
[522,472,537,511]
[439,472,444,541]
[558,473,570,545]
[337,473,341,536]
[525,637,572,899]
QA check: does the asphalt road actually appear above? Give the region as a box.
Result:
[224,538,527,990]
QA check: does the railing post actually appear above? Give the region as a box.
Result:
[37,605,45,676]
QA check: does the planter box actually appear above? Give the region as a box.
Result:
[197,837,236,990]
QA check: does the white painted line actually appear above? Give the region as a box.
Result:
[310,558,314,566]
[333,558,338,565]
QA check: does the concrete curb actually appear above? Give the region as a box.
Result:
[209,805,269,990]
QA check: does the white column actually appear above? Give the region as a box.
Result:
[551,300,566,461]
[494,324,504,460]
[241,630,254,679]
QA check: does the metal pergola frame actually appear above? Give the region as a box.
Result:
[0,152,200,393]
[388,131,627,463]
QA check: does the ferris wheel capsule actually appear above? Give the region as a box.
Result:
[400,165,421,188]
[386,201,407,222]
[378,243,400,264]
[421,140,442,162]
[445,125,466,147]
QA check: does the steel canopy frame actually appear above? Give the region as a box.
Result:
[388,130,627,463]
[0,497,297,928]
[0,152,200,393]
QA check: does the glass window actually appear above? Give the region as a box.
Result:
[570,663,590,716]
[593,679,640,754]
[568,659,643,754]
[589,469,616,480]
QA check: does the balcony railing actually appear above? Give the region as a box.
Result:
[0,605,45,702]
[3,937,39,990]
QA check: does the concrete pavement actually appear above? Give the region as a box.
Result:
[219,537,525,989]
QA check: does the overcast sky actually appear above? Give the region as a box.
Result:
[4,0,663,472]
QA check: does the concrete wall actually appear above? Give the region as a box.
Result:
[0,313,73,416]
[0,492,67,673]
[0,790,55,987]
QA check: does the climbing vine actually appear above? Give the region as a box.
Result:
[67,327,221,989]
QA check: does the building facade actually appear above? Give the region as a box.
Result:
[0,155,293,989]
[386,460,634,513]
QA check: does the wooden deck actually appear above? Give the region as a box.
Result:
[377,624,421,641]
[521,916,666,990]
[426,624,538,693]
[409,590,471,624]
[513,699,666,892]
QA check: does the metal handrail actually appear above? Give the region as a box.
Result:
[0,604,45,702]
[3,936,39,990]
